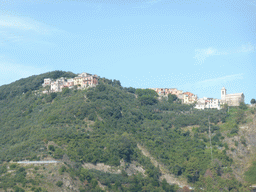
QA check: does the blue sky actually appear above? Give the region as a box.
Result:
[0,0,255,103]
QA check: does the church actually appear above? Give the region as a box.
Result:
[220,87,245,106]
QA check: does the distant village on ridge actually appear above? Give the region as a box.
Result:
[41,72,245,110]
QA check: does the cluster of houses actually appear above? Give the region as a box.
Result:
[149,88,198,104]
[42,72,98,93]
[41,72,244,110]
[150,87,245,110]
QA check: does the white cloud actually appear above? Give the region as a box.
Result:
[0,30,24,43]
[0,15,58,35]
[194,42,255,65]
[0,14,64,45]
[194,73,244,88]
[194,47,227,65]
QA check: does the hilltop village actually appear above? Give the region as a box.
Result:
[42,72,245,110]
[42,72,98,93]
[149,87,245,109]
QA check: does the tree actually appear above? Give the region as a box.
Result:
[135,89,158,97]
[48,145,55,151]
[245,161,256,184]
[185,157,201,183]
[168,93,178,103]
[138,95,158,105]
[126,87,136,94]
[56,181,63,187]
[221,103,228,111]
[112,79,121,87]
[62,87,70,95]
[251,98,256,104]
[239,102,247,110]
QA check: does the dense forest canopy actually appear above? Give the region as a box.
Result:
[0,71,254,191]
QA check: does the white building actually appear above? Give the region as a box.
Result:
[50,78,66,92]
[206,98,221,110]
[195,97,221,110]
[78,72,92,77]
[42,78,53,87]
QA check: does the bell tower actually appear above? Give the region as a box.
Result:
[221,87,226,100]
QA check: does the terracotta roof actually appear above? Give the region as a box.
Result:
[183,92,194,97]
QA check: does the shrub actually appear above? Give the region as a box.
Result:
[56,181,63,187]
[135,89,158,97]
[53,148,64,159]
[10,163,17,169]
[0,165,7,174]
[62,87,70,95]
[48,145,55,151]
[58,165,66,175]
[126,87,136,94]
[88,113,96,121]
[239,102,247,110]
[168,94,178,103]
[13,186,25,192]
[235,109,245,124]
[245,161,256,183]
[138,95,158,105]
[230,126,239,135]
[224,143,229,150]
[240,136,247,146]
[34,166,39,170]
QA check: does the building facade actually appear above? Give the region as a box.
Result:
[149,88,183,97]
[194,97,221,110]
[42,78,52,87]
[149,88,198,104]
[81,75,98,88]
[183,92,198,104]
[50,78,65,92]
[220,87,245,106]
[65,79,74,87]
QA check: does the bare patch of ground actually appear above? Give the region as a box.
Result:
[82,160,146,176]
[137,144,190,188]
[83,162,123,174]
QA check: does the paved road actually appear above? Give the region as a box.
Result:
[17,160,60,164]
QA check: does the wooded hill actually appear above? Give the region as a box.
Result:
[0,70,255,192]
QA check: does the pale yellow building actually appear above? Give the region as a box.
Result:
[74,76,83,86]
[183,92,198,104]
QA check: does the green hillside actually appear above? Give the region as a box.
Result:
[0,71,254,192]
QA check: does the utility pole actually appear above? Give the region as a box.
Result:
[208,116,213,163]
